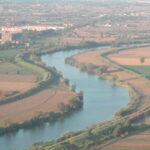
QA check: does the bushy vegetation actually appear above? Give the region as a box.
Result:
[65,57,108,76]
[57,94,83,114]
[115,84,142,117]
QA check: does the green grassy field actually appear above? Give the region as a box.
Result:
[125,65,150,78]
[0,49,23,59]
[0,62,36,75]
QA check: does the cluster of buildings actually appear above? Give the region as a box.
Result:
[0,32,12,43]
[0,25,65,43]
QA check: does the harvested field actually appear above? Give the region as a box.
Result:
[0,75,37,92]
[73,49,113,66]
[0,91,14,99]
[0,82,35,91]
[114,142,150,146]
[109,46,150,66]
[102,130,150,150]
[0,74,37,82]
[0,84,76,127]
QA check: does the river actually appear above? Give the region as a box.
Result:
[0,46,129,150]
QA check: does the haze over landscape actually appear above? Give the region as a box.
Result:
[0,0,150,150]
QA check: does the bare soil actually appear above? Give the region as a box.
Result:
[0,74,37,92]
[102,130,150,150]
[0,74,37,82]
[0,82,36,91]
[73,48,113,66]
[0,81,75,127]
[109,47,150,66]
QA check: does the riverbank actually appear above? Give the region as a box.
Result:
[67,46,150,121]
[0,89,83,136]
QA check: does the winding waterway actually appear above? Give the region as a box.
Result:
[0,46,130,150]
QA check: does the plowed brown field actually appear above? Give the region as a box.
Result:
[0,82,36,91]
[109,47,150,66]
[0,75,37,99]
[102,130,150,150]
[0,75,36,91]
[0,87,75,127]
[0,74,37,82]
[73,48,113,66]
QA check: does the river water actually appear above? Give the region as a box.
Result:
[0,46,129,150]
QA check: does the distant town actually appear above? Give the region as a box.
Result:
[0,25,66,42]
[0,0,150,44]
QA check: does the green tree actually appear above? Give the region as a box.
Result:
[140,57,145,63]
[57,102,66,113]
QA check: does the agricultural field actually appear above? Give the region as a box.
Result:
[102,130,150,150]
[125,65,150,79]
[0,79,76,127]
[0,74,36,91]
[109,47,150,66]
[0,62,36,75]
[73,48,113,66]
[0,49,23,59]
[0,61,40,100]
[108,46,150,76]
[0,50,50,101]
[0,74,37,100]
